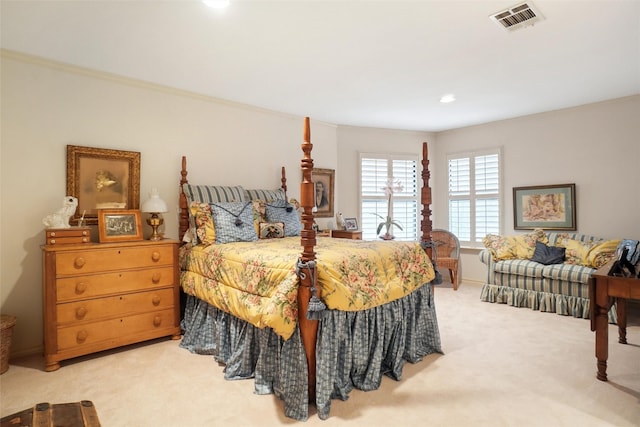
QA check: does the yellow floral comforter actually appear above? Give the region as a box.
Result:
[180,237,435,340]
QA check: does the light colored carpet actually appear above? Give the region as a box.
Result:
[1,282,638,426]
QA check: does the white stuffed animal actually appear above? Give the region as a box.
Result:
[42,196,79,229]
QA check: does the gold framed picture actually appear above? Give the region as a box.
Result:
[98,209,143,243]
[66,145,141,225]
[312,168,334,218]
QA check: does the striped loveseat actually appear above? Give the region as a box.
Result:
[479,232,618,322]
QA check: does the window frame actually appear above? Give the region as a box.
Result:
[359,152,420,241]
[446,147,502,247]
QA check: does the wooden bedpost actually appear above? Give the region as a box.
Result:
[421,142,434,259]
[298,116,318,402]
[281,166,288,201]
[179,156,189,243]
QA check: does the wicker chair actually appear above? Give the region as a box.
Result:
[432,229,461,290]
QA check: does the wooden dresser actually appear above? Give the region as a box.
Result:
[331,230,362,240]
[42,239,181,371]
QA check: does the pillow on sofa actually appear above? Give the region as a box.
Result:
[556,237,594,266]
[530,241,565,265]
[587,239,621,269]
[483,228,548,260]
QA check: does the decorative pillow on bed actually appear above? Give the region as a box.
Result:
[530,241,566,265]
[265,200,301,237]
[183,185,246,244]
[210,202,258,244]
[252,200,267,233]
[190,202,216,245]
[482,228,548,260]
[258,222,285,239]
[245,188,286,202]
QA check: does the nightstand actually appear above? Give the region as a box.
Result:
[331,230,362,240]
[41,239,181,371]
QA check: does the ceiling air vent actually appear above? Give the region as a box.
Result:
[490,2,544,32]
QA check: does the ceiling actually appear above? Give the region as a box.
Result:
[2,0,639,132]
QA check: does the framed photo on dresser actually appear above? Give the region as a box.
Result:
[98,209,143,242]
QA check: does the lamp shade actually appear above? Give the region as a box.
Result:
[141,188,168,213]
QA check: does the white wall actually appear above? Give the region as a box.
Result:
[3,50,639,356]
[0,51,338,355]
[432,95,640,283]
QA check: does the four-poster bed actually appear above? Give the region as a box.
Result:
[177,117,441,420]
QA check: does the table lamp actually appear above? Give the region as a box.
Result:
[141,188,168,241]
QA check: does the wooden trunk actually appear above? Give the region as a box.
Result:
[1,401,101,427]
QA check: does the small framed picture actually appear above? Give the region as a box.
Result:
[98,209,144,242]
[344,217,358,231]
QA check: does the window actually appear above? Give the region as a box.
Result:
[360,153,419,241]
[448,149,501,246]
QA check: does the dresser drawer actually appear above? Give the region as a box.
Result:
[55,245,174,275]
[56,309,176,351]
[57,288,175,324]
[56,266,175,302]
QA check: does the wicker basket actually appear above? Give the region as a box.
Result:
[1,314,17,374]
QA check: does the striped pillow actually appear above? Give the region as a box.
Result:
[183,184,246,204]
[245,188,286,202]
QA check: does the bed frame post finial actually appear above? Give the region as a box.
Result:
[300,117,316,262]
[281,166,288,201]
[421,142,434,258]
[179,155,189,243]
[298,116,319,403]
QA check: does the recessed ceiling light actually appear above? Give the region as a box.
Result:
[440,94,456,103]
[202,0,230,9]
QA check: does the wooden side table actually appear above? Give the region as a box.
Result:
[589,261,640,381]
[331,230,362,240]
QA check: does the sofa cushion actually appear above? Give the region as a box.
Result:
[492,259,545,278]
[483,228,548,260]
[530,241,565,265]
[541,263,595,285]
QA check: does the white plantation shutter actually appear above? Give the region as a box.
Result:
[448,149,501,245]
[360,154,419,241]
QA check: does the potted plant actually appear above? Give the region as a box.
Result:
[374,178,403,240]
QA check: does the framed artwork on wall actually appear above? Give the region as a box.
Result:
[513,183,576,230]
[66,145,141,225]
[98,209,143,242]
[312,168,334,218]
